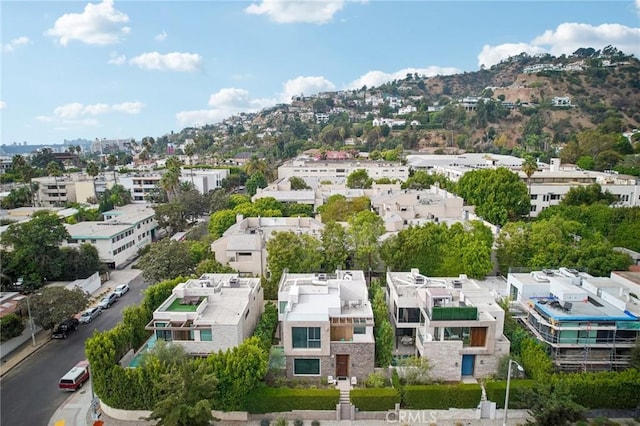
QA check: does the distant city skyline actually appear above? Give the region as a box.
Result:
[2,0,639,146]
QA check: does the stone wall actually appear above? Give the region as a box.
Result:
[330,341,375,381]
[422,340,463,382]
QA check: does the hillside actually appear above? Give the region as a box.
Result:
[154,47,639,173]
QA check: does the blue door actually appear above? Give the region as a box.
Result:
[461,355,475,376]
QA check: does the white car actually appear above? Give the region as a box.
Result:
[79,306,102,324]
[114,284,130,298]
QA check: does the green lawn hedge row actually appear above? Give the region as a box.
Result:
[484,380,535,409]
[350,388,400,411]
[553,369,640,409]
[404,384,482,409]
[245,387,340,413]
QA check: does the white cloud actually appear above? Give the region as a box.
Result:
[108,52,126,65]
[129,51,202,72]
[280,76,336,102]
[245,0,345,24]
[2,36,31,52]
[154,30,167,42]
[44,101,144,120]
[478,22,640,67]
[532,23,640,57]
[346,66,461,90]
[477,43,548,68]
[0,101,6,109]
[112,101,144,114]
[46,0,130,46]
[176,88,276,127]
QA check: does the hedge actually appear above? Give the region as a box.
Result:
[404,384,482,409]
[553,369,640,409]
[0,313,25,342]
[485,380,535,409]
[351,388,400,411]
[245,387,340,413]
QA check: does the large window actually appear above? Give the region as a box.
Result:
[294,358,320,375]
[292,327,321,348]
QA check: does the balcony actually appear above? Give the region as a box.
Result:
[430,306,478,321]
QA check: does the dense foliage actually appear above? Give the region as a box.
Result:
[350,388,400,411]
[244,387,340,413]
[381,221,493,279]
[456,167,530,226]
[403,384,482,409]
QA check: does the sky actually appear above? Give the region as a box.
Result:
[1,0,639,146]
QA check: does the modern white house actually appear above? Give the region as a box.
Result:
[210,216,325,276]
[146,274,264,355]
[507,268,640,372]
[386,269,510,381]
[64,204,157,268]
[277,270,375,381]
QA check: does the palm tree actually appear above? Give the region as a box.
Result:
[522,155,538,218]
[46,161,63,206]
[184,143,195,185]
[161,157,183,202]
[87,161,100,200]
[243,155,274,182]
[107,154,118,184]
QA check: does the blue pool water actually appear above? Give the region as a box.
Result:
[129,334,157,368]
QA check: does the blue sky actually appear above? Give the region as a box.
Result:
[2,0,639,145]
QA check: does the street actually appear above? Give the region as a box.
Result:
[0,274,148,426]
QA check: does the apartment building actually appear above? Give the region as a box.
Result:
[146,274,263,355]
[278,159,409,186]
[507,268,640,372]
[211,216,324,276]
[406,155,640,217]
[32,174,105,206]
[277,270,375,381]
[386,269,510,381]
[64,204,157,268]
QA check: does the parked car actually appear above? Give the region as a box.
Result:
[98,293,118,309]
[79,306,102,324]
[114,284,130,298]
[59,360,90,391]
[52,318,79,339]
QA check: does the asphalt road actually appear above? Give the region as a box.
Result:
[0,274,148,426]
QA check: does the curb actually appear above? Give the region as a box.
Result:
[0,333,52,378]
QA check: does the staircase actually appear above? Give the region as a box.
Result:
[337,378,352,420]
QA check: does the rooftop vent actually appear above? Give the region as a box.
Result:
[229,277,240,288]
[542,269,555,276]
[452,280,462,289]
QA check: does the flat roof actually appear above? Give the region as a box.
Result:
[532,297,634,322]
[66,221,132,239]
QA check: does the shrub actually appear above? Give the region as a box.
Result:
[350,388,400,411]
[311,421,320,426]
[294,419,303,426]
[245,387,340,413]
[274,417,288,426]
[260,419,270,426]
[554,369,640,409]
[364,371,387,388]
[484,380,535,408]
[404,384,481,409]
[0,313,25,342]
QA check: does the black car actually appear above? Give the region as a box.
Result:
[52,318,79,339]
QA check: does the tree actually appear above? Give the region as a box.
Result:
[145,342,218,426]
[246,172,267,196]
[161,159,182,203]
[208,188,230,213]
[521,155,538,218]
[46,161,63,206]
[522,381,587,426]
[561,183,617,206]
[99,184,132,212]
[456,167,529,226]
[1,211,70,290]
[346,169,372,189]
[266,231,323,284]
[154,202,188,236]
[347,211,385,281]
[209,209,237,238]
[19,286,89,330]
[289,176,310,190]
[86,161,100,198]
[321,222,349,271]
[137,240,196,283]
[397,355,433,384]
[107,154,118,183]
